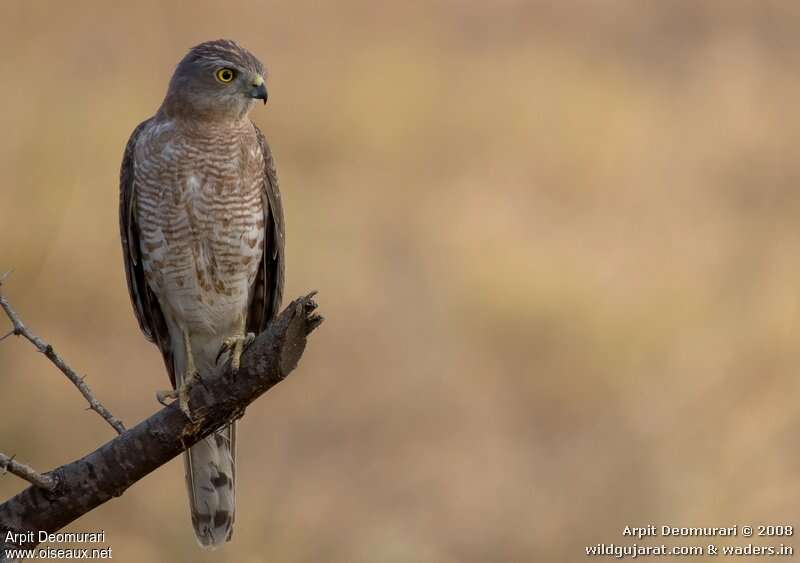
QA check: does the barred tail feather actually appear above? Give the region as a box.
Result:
[185,423,236,548]
[170,328,237,548]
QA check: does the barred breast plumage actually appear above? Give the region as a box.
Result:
[135,119,265,336]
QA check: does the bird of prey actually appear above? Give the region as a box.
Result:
[119,39,284,547]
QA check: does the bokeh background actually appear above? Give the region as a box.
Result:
[1,1,799,561]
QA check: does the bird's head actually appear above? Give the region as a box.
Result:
[162,39,268,122]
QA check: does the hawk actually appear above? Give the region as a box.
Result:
[119,39,284,547]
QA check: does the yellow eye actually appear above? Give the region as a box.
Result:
[215,68,236,83]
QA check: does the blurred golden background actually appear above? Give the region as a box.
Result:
[1,1,799,561]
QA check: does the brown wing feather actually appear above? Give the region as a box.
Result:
[247,124,285,334]
[119,118,176,386]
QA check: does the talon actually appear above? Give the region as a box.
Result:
[195,371,210,391]
[221,336,240,370]
[215,341,229,365]
[221,332,251,372]
[216,315,250,373]
[157,370,199,420]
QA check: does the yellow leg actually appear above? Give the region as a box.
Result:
[221,314,252,372]
[156,330,198,420]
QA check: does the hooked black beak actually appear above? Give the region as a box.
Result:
[250,83,268,105]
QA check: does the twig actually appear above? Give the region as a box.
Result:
[0,292,322,552]
[0,276,126,435]
[0,452,55,490]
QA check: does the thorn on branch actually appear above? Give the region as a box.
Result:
[0,276,126,435]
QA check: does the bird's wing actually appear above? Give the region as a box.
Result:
[247,124,285,334]
[119,118,176,386]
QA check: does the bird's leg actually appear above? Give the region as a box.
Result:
[219,313,254,372]
[156,330,199,420]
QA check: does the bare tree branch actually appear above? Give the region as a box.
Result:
[0,454,54,491]
[0,292,322,555]
[0,276,126,435]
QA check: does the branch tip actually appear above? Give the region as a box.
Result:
[0,270,13,287]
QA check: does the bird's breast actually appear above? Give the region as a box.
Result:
[135,123,266,332]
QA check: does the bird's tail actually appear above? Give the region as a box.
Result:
[184,423,236,548]
[171,330,236,548]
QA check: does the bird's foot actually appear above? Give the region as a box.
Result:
[156,371,200,421]
[217,332,255,372]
